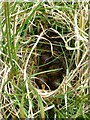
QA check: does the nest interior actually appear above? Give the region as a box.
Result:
[34,30,74,90]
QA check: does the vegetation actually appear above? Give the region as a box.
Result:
[0,1,89,119]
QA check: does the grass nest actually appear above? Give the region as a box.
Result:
[33,29,73,90]
[26,28,88,99]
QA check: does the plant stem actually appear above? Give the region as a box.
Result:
[4,2,12,66]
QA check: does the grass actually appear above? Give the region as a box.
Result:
[0,1,89,119]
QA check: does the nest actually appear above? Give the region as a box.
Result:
[30,29,76,97]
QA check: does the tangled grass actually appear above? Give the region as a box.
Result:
[0,1,89,119]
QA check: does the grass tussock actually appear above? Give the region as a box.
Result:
[0,1,89,119]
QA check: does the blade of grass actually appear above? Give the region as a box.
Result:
[3,2,12,66]
[20,94,26,118]
[32,68,63,77]
[30,84,45,119]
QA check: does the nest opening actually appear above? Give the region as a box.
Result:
[33,30,75,90]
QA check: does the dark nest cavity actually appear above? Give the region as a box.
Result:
[34,30,75,90]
